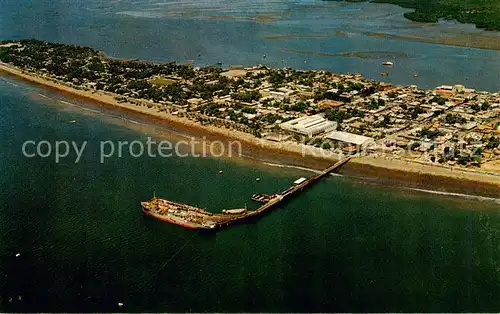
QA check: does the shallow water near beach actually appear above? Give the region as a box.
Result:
[1,71,500,312]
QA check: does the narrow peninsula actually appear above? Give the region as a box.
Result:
[0,40,499,193]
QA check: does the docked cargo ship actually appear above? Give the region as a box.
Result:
[141,197,218,229]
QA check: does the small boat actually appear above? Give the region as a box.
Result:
[118,303,124,308]
[251,193,279,203]
[256,178,261,181]
[222,208,246,214]
[15,253,20,257]
[68,120,76,123]
[293,177,307,185]
[412,72,419,77]
[218,170,223,174]
[380,72,389,76]
[383,61,393,66]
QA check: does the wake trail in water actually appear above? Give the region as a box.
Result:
[262,162,323,174]
[5,81,19,87]
[404,187,500,204]
[80,107,101,113]
[258,160,342,176]
[151,126,195,140]
[70,102,101,113]
[37,93,51,99]
[127,119,142,125]
[138,232,197,290]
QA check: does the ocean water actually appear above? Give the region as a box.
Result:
[0,0,499,91]
[1,73,500,312]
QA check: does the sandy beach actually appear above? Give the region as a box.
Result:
[0,62,498,197]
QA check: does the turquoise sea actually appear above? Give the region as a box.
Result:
[1,1,500,312]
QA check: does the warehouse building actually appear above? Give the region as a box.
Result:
[280,114,337,138]
[325,131,375,149]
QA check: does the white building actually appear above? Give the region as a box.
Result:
[280,114,337,137]
[269,91,286,101]
[325,131,375,148]
[436,85,453,91]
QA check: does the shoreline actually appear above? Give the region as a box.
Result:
[0,63,499,198]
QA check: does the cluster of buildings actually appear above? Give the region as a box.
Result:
[193,67,499,170]
[2,40,498,171]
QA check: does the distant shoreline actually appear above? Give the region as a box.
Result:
[326,0,500,32]
[1,63,499,198]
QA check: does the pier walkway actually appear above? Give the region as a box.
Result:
[215,157,351,228]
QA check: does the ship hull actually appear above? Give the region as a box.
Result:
[141,206,214,230]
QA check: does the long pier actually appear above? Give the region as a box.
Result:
[142,157,351,229]
[215,157,351,228]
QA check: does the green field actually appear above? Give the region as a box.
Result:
[329,0,500,31]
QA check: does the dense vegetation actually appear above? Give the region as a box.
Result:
[327,0,500,31]
[0,39,225,104]
[0,39,286,136]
